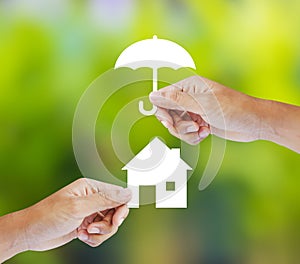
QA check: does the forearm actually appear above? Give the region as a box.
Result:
[257,98,300,153]
[0,210,28,263]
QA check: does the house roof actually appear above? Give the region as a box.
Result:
[122,137,191,171]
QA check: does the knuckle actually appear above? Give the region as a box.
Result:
[74,178,87,186]
[161,90,182,104]
[171,91,182,104]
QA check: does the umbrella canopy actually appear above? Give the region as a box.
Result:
[115,35,196,115]
[115,35,196,70]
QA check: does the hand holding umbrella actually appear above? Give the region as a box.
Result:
[115,35,196,116]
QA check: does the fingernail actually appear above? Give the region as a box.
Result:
[118,217,125,226]
[78,232,88,241]
[89,227,100,234]
[186,125,198,133]
[199,130,210,139]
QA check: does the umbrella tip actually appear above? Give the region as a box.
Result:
[153,35,158,40]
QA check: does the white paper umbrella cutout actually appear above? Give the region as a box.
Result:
[114,35,196,116]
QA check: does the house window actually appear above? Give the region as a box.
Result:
[166,181,175,191]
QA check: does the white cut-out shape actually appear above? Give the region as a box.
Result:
[122,137,192,208]
[114,35,196,116]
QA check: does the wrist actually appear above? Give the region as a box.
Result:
[253,98,278,142]
[0,210,29,262]
[254,98,300,153]
[258,99,300,153]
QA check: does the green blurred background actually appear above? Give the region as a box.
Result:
[1,0,300,263]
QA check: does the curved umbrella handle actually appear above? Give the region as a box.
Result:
[139,100,157,116]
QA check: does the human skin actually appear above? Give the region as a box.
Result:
[149,76,300,153]
[0,178,132,263]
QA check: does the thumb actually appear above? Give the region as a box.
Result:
[149,85,202,114]
[77,188,132,217]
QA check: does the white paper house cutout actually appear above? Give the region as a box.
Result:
[123,137,192,208]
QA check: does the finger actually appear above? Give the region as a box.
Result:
[87,209,115,235]
[155,108,175,133]
[195,126,211,144]
[71,178,132,204]
[99,209,110,216]
[177,120,199,134]
[188,112,209,126]
[161,121,200,145]
[160,120,181,139]
[155,107,174,125]
[169,110,182,123]
[77,212,99,230]
[169,111,199,135]
[178,127,210,145]
[75,180,132,217]
[83,179,132,204]
[155,111,196,142]
[75,193,121,218]
[180,111,194,121]
[112,204,129,227]
[183,126,210,145]
[149,86,203,114]
[178,131,202,145]
[78,227,118,248]
[163,121,210,145]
